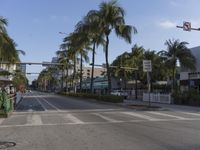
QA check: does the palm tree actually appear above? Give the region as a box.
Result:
[159,39,196,91]
[0,17,21,64]
[76,11,105,93]
[97,0,137,93]
[57,50,72,92]
[0,16,7,33]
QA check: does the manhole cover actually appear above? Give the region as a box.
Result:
[0,142,16,149]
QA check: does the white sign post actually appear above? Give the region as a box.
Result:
[143,60,152,106]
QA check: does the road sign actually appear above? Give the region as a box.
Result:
[143,60,152,72]
[183,22,191,31]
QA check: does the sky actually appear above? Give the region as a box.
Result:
[1,0,200,82]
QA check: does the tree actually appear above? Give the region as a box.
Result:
[61,31,90,92]
[13,70,28,92]
[97,0,137,93]
[0,17,20,63]
[76,12,105,93]
[57,50,72,92]
[159,39,196,91]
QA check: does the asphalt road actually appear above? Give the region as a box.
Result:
[0,91,200,150]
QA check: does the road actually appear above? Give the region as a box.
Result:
[0,91,200,150]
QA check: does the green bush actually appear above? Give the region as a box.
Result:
[63,92,124,103]
[98,95,123,103]
[173,89,200,106]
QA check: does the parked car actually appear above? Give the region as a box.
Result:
[111,90,128,99]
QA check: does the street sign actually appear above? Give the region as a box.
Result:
[143,60,152,72]
[183,22,191,31]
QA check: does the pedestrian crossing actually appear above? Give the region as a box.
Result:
[1,110,200,128]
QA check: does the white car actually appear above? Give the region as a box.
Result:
[111,90,128,99]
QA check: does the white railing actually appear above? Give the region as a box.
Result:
[143,93,171,104]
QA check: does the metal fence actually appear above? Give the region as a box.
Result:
[143,92,172,104]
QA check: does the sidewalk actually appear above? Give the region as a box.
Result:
[123,99,200,112]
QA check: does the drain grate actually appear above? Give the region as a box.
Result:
[0,142,16,149]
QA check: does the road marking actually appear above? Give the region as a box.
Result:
[121,112,157,121]
[1,117,200,128]
[40,97,61,111]
[93,113,122,123]
[26,114,43,125]
[148,111,186,120]
[66,114,84,124]
[181,112,200,117]
[35,98,47,111]
[13,108,123,115]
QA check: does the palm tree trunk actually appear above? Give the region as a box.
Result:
[73,54,76,92]
[105,35,112,94]
[90,42,96,93]
[172,66,175,93]
[80,53,83,92]
[66,67,69,92]
[61,68,64,91]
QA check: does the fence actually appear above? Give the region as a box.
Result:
[143,92,172,104]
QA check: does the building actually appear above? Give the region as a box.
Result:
[17,64,26,75]
[81,67,106,79]
[180,46,200,91]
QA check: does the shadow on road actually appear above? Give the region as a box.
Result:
[0,141,16,149]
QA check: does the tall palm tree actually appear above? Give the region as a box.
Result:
[97,0,137,93]
[159,39,196,91]
[0,16,7,33]
[0,17,20,64]
[76,11,105,93]
[57,50,72,92]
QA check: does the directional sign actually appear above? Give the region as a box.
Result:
[143,60,152,72]
[183,22,191,31]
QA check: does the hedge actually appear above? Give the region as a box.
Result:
[60,92,124,103]
[173,90,200,106]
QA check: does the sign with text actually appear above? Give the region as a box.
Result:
[143,60,152,72]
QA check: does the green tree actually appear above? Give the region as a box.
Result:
[76,12,105,93]
[97,0,137,93]
[13,70,28,91]
[159,39,196,91]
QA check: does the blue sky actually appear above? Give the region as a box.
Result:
[1,0,200,82]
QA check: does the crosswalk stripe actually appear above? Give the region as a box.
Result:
[66,114,84,124]
[148,111,185,119]
[181,112,200,117]
[26,115,43,125]
[121,112,157,121]
[93,113,122,123]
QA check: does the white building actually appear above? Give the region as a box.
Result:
[180,46,200,91]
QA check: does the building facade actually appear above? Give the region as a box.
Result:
[180,46,200,91]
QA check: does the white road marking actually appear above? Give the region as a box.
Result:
[121,112,157,121]
[13,108,123,115]
[34,96,47,111]
[1,117,200,128]
[181,112,200,117]
[93,113,122,123]
[148,111,186,120]
[26,114,43,125]
[66,114,84,124]
[40,97,61,111]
